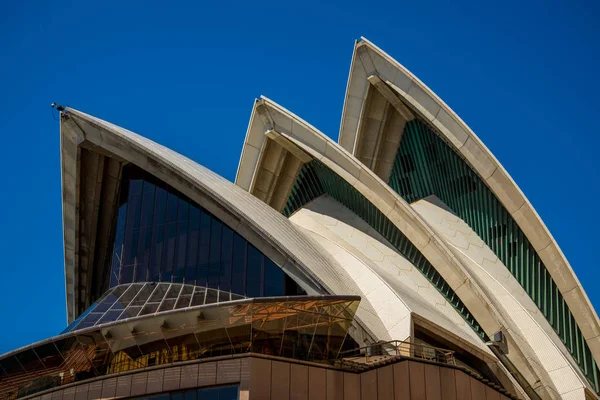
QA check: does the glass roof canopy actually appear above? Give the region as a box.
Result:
[0,295,359,400]
[63,283,243,333]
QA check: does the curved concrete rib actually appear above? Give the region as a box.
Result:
[291,195,490,356]
[413,197,591,399]
[339,38,600,365]
[60,108,390,343]
[237,96,567,397]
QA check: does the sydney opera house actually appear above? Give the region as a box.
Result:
[1,38,598,400]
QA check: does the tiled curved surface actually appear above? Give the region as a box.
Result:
[237,97,521,339]
[290,195,491,357]
[61,109,384,342]
[234,97,599,397]
[339,37,600,372]
[413,197,590,398]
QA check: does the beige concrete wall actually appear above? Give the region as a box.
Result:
[24,356,513,400]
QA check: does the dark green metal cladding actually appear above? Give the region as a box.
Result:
[283,160,488,341]
[389,118,599,391]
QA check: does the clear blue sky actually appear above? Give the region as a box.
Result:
[1,0,598,354]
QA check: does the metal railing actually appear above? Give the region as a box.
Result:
[332,340,455,371]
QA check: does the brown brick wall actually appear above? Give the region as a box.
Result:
[23,356,513,400]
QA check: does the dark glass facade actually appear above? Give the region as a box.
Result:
[62,283,246,333]
[128,385,238,400]
[107,165,305,298]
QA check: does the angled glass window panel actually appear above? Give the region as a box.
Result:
[94,290,121,313]
[181,285,194,295]
[197,211,211,287]
[191,287,206,306]
[153,187,168,225]
[149,283,170,302]
[231,233,246,295]
[120,306,142,320]
[165,284,180,299]
[175,295,192,309]
[98,309,123,325]
[174,198,190,275]
[219,291,231,302]
[177,197,190,221]
[123,192,142,266]
[231,293,245,301]
[163,222,177,282]
[174,220,189,283]
[136,226,153,281]
[220,226,233,292]
[33,343,63,373]
[246,244,263,298]
[120,264,135,285]
[15,349,43,372]
[140,182,156,228]
[0,356,24,380]
[108,298,126,312]
[186,205,201,283]
[118,284,144,305]
[264,259,284,297]
[205,289,218,304]
[79,312,104,327]
[62,301,97,333]
[110,202,128,287]
[131,283,154,306]
[172,393,183,400]
[140,302,160,316]
[74,313,104,330]
[166,192,179,223]
[208,219,222,289]
[285,275,307,296]
[149,187,167,282]
[129,177,143,196]
[158,299,176,312]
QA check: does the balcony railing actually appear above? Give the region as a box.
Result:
[331,340,455,371]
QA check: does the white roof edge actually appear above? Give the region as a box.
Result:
[337,39,360,150]
[344,37,600,349]
[59,107,363,328]
[234,97,262,190]
[253,96,593,395]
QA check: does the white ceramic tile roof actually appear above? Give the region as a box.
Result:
[339,37,600,370]
[61,108,386,340]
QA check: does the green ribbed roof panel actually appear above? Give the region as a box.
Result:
[389,118,598,391]
[283,159,488,341]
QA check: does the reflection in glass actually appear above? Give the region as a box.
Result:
[1,297,357,400]
[106,165,305,300]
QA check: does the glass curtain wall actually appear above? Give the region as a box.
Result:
[108,165,305,298]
